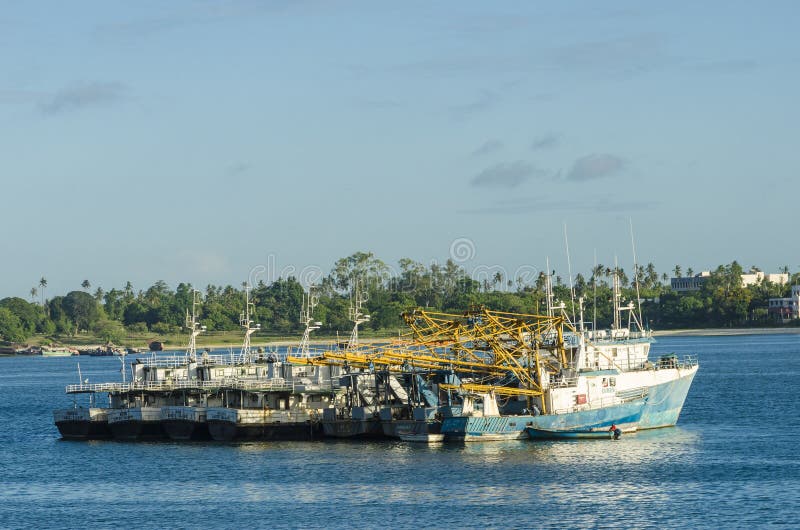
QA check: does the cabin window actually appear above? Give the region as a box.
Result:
[609,377,616,387]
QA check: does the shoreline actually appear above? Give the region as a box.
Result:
[653,327,800,337]
[6,328,799,355]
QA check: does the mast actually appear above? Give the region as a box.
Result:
[592,249,598,337]
[185,289,205,360]
[298,285,321,357]
[347,279,370,349]
[545,257,554,319]
[612,257,622,332]
[239,284,259,363]
[629,218,646,334]
[564,223,576,324]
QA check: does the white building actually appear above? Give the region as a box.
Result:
[741,271,789,287]
[671,270,789,292]
[768,286,800,321]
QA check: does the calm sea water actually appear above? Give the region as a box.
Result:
[1,335,798,529]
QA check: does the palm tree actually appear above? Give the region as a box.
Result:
[30,287,37,303]
[673,265,682,278]
[81,279,91,291]
[686,267,694,277]
[493,271,503,290]
[39,277,47,306]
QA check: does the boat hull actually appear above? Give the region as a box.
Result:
[321,418,384,439]
[441,415,529,442]
[206,408,322,441]
[637,366,698,429]
[162,419,210,441]
[399,433,445,443]
[161,407,209,441]
[108,408,165,441]
[525,399,645,439]
[53,409,111,440]
[526,428,632,439]
[42,350,74,357]
[381,419,441,439]
[208,420,320,441]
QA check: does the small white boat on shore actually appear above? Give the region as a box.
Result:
[42,346,79,357]
[398,432,445,443]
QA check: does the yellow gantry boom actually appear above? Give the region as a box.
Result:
[288,306,576,415]
[401,306,572,384]
[439,383,543,398]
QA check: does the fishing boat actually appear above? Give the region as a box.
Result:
[53,407,112,440]
[53,364,113,440]
[159,292,212,441]
[314,282,388,439]
[206,285,340,441]
[404,292,697,442]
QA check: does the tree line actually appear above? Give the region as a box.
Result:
[1,253,798,344]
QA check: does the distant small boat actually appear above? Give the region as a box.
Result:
[398,432,445,443]
[149,341,163,352]
[42,346,78,357]
[526,425,637,440]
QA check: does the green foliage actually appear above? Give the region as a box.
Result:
[151,322,180,334]
[92,318,126,343]
[0,297,42,335]
[62,291,100,333]
[701,262,752,326]
[0,307,27,342]
[126,322,149,333]
[13,257,800,341]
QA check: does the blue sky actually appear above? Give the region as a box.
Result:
[2,1,799,298]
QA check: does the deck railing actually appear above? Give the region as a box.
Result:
[551,387,648,415]
[66,375,340,395]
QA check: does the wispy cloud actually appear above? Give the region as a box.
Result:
[566,154,625,182]
[548,34,670,78]
[471,139,503,157]
[688,59,758,74]
[351,97,403,109]
[458,195,657,215]
[39,82,126,115]
[531,133,559,151]
[449,90,499,120]
[93,1,305,42]
[95,17,182,41]
[227,162,250,176]
[471,161,544,188]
